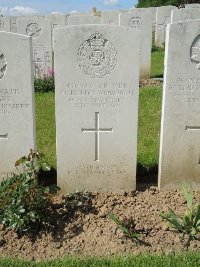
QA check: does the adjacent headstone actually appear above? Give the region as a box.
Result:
[120,11,152,79]
[148,7,157,32]
[0,15,10,32]
[17,17,52,78]
[101,11,120,25]
[159,20,200,189]
[46,13,66,29]
[54,25,140,193]
[171,8,200,23]
[155,6,176,47]
[0,31,35,181]
[185,4,200,9]
[68,15,101,26]
[10,16,18,33]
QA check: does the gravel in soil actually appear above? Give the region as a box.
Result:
[0,186,200,261]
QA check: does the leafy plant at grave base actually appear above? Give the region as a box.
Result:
[65,190,93,212]
[34,68,55,93]
[160,183,200,247]
[108,213,142,245]
[0,149,60,234]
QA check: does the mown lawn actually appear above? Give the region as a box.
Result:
[1,253,200,267]
[151,50,164,78]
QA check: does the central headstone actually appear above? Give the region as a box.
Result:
[54,25,140,193]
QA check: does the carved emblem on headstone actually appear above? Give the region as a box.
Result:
[77,32,117,78]
[128,17,142,29]
[191,35,200,70]
[0,52,7,79]
[26,23,42,39]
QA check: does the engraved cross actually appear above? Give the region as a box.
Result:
[0,133,8,139]
[82,112,113,161]
[186,126,200,164]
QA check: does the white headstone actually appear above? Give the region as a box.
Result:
[0,15,10,32]
[159,19,200,189]
[0,32,35,181]
[68,15,101,25]
[148,7,157,32]
[17,17,52,78]
[46,13,66,29]
[120,11,152,79]
[185,4,200,9]
[101,11,120,25]
[171,8,200,23]
[54,25,140,193]
[155,6,176,47]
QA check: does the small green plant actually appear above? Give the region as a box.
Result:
[0,149,60,234]
[108,213,141,245]
[65,190,92,211]
[160,183,200,246]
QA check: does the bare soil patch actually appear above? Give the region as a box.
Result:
[139,79,163,88]
[0,187,200,261]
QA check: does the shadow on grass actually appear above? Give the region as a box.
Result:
[136,163,158,191]
[151,74,163,79]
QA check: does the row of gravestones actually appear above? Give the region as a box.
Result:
[0,3,199,80]
[0,18,200,192]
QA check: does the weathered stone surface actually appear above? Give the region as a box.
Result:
[155,6,176,47]
[120,10,152,79]
[54,25,140,193]
[68,15,101,25]
[148,7,157,32]
[0,15,10,32]
[101,11,120,25]
[17,17,52,78]
[46,13,66,29]
[171,8,200,23]
[159,20,200,189]
[185,4,200,9]
[0,32,35,181]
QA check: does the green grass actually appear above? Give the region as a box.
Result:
[1,253,200,267]
[151,51,164,78]
[137,87,162,173]
[35,92,56,168]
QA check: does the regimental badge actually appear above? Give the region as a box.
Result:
[77,32,117,78]
[0,52,7,80]
[191,35,200,70]
[26,23,42,39]
[128,17,142,30]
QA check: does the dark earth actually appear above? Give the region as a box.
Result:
[0,184,200,262]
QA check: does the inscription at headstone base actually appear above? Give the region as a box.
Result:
[159,19,200,189]
[0,32,35,182]
[54,25,140,193]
